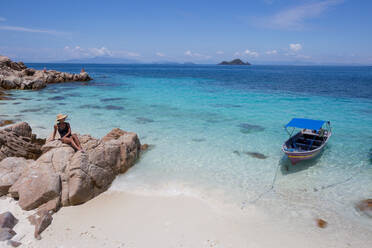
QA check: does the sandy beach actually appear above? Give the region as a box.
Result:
[1,189,370,248]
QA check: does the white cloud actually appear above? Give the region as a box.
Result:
[0,25,69,35]
[0,17,6,22]
[234,52,240,56]
[289,43,302,52]
[64,46,140,58]
[184,50,210,59]
[216,51,224,55]
[91,47,112,56]
[244,49,259,57]
[156,52,165,57]
[266,50,278,55]
[259,0,344,30]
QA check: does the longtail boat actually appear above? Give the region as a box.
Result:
[282,118,332,165]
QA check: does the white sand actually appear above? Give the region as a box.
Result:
[0,190,365,248]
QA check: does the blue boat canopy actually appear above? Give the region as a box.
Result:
[285,118,326,131]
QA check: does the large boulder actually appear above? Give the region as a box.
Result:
[8,127,140,210]
[9,162,61,210]
[0,122,45,161]
[0,157,32,196]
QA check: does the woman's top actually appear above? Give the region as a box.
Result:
[57,122,71,138]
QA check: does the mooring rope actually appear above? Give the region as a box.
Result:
[249,163,281,204]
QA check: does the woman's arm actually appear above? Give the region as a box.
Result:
[52,125,57,140]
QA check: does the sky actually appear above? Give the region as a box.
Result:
[0,0,371,64]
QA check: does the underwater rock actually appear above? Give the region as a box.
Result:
[100,97,123,102]
[79,104,102,109]
[316,218,328,228]
[355,199,372,218]
[140,144,155,151]
[104,105,124,110]
[20,108,42,113]
[238,123,265,134]
[47,96,65,101]
[136,117,154,124]
[192,138,206,142]
[233,150,241,156]
[244,151,268,159]
[212,103,242,108]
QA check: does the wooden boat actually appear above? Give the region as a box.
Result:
[282,118,332,165]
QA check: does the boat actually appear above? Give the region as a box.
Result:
[282,118,332,165]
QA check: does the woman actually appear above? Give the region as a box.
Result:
[52,114,83,152]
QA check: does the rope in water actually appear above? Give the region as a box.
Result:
[249,162,281,204]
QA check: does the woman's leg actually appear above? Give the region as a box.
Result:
[72,134,82,150]
[61,137,81,151]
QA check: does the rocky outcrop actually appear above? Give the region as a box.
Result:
[1,122,141,239]
[0,122,45,161]
[8,126,140,210]
[0,55,92,90]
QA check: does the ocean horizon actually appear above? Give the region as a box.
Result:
[2,63,372,230]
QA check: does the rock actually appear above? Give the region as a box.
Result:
[0,157,30,196]
[4,122,32,138]
[102,128,127,142]
[79,72,91,81]
[0,227,16,241]
[141,144,149,150]
[0,56,11,66]
[0,55,92,90]
[0,212,18,229]
[23,68,35,76]
[355,199,372,217]
[316,218,328,228]
[244,151,268,159]
[9,162,61,210]
[1,76,17,89]
[37,197,61,214]
[0,122,45,161]
[28,211,53,240]
[6,124,140,211]
[31,79,47,90]
[7,240,22,247]
[238,123,265,134]
[0,120,14,127]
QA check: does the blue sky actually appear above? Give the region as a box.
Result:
[0,0,371,64]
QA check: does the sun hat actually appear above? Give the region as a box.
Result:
[56,113,68,121]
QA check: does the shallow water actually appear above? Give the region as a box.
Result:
[1,64,372,226]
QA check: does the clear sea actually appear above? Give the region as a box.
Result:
[1,64,372,227]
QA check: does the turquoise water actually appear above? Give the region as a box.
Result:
[1,64,372,225]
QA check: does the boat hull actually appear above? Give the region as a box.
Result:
[284,149,322,165]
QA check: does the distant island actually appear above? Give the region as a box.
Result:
[218,59,251,65]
